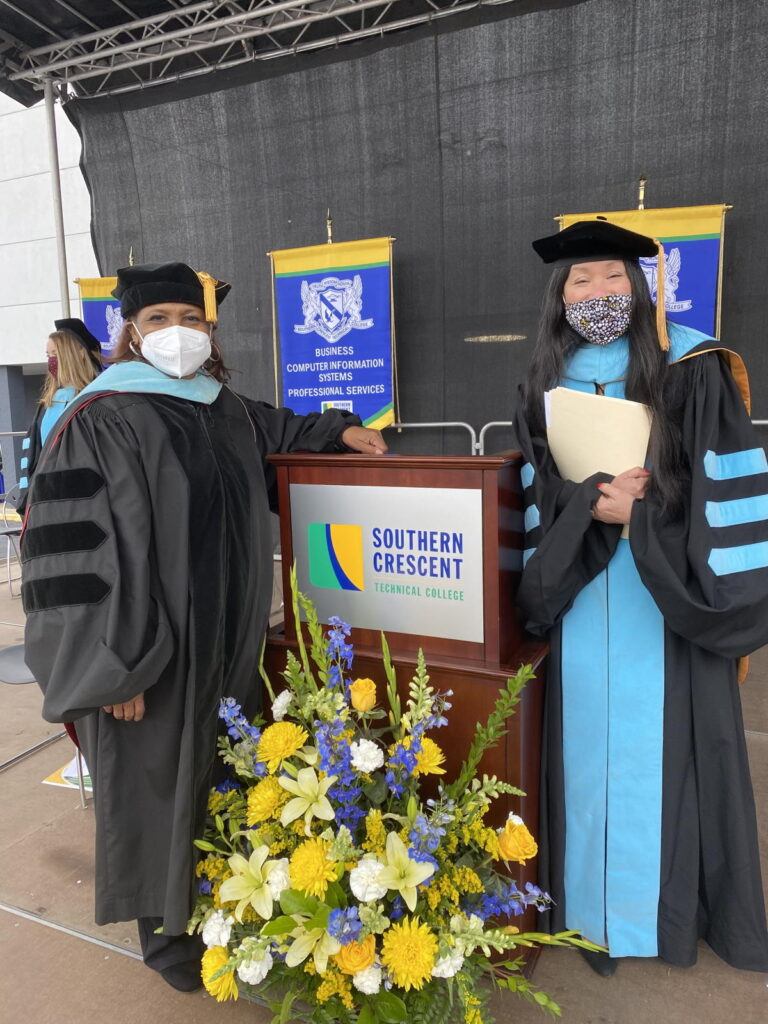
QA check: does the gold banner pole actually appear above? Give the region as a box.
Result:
[267,251,280,406]
[388,236,400,424]
[715,204,733,340]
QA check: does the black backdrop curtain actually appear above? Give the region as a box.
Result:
[66,0,768,452]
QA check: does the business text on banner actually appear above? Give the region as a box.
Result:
[269,237,397,428]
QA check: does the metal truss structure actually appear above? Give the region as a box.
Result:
[2,0,515,102]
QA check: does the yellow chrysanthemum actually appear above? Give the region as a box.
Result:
[380,917,438,991]
[363,809,387,855]
[257,722,309,773]
[201,946,238,1002]
[289,838,337,899]
[415,737,446,776]
[247,776,288,825]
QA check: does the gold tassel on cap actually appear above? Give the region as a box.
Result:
[196,271,219,323]
[652,239,670,351]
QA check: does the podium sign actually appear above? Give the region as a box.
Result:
[290,483,484,642]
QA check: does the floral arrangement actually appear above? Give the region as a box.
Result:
[190,574,592,1022]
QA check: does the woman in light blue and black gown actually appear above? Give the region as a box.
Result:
[513,219,768,975]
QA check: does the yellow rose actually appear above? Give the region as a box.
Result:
[349,677,377,713]
[333,934,376,975]
[497,815,538,865]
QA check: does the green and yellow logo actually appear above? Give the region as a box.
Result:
[308,523,364,591]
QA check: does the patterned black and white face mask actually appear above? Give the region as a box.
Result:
[564,293,632,346]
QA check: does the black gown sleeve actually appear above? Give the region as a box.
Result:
[513,395,622,636]
[22,401,174,722]
[630,353,768,659]
[243,398,363,455]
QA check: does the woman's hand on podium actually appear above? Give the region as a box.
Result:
[341,426,388,454]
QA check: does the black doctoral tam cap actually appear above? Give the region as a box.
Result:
[532,219,659,267]
[112,262,231,322]
[53,317,103,361]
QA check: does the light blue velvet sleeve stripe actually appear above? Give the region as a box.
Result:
[705,494,768,528]
[524,504,540,533]
[561,571,609,947]
[708,541,768,576]
[20,457,28,470]
[703,447,768,480]
[520,462,535,489]
[19,477,28,489]
[22,437,30,450]
[522,547,536,567]
[604,540,664,957]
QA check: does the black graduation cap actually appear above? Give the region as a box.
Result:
[532,219,659,266]
[53,317,103,361]
[112,262,231,322]
[532,217,670,351]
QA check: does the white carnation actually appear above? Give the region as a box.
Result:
[201,909,234,949]
[350,738,385,773]
[350,857,388,902]
[353,965,383,995]
[266,858,290,899]
[432,950,465,978]
[237,950,274,985]
[271,690,293,722]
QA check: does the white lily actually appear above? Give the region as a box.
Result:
[279,766,337,836]
[285,922,341,974]
[377,831,435,912]
[218,846,285,922]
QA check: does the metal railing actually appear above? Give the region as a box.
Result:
[392,421,478,455]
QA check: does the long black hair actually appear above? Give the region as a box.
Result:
[521,260,688,517]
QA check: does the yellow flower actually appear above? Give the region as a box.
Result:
[201,946,238,1002]
[334,934,376,975]
[247,776,288,825]
[350,677,377,712]
[381,917,438,991]
[316,968,354,1009]
[415,737,446,776]
[363,809,387,855]
[452,866,484,895]
[257,722,309,773]
[497,815,538,865]
[290,838,338,899]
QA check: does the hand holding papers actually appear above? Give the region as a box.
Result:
[544,386,652,537]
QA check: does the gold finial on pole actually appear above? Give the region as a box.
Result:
[128,245,135,266]
[326,208,333,245]
[637,175,647,211]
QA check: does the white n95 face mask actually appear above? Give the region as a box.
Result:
[133,324,212,378]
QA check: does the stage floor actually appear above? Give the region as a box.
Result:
[0,577,765,1024]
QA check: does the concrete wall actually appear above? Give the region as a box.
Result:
[0,92,98,368]
[0,92,97,489]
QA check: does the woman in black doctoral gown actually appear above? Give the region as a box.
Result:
[514,220,768,976]
[21,262,387,990]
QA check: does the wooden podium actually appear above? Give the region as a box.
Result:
[264,451,547,944]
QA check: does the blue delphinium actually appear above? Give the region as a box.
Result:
[326,617,353,688]
[327,907,363,946]
[315,716,365,832]
[389,896,406,921]
[385,730,422,798]
[465,879,553,921]
[214,778,240,794]
[408,812,445,870]
[218,697,267,778]
[198,879,212,895]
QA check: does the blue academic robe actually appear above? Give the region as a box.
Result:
[515,322,768,969]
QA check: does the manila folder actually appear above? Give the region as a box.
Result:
[545,387,652,537]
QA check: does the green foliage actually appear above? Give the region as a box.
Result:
[445,664,535,800]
